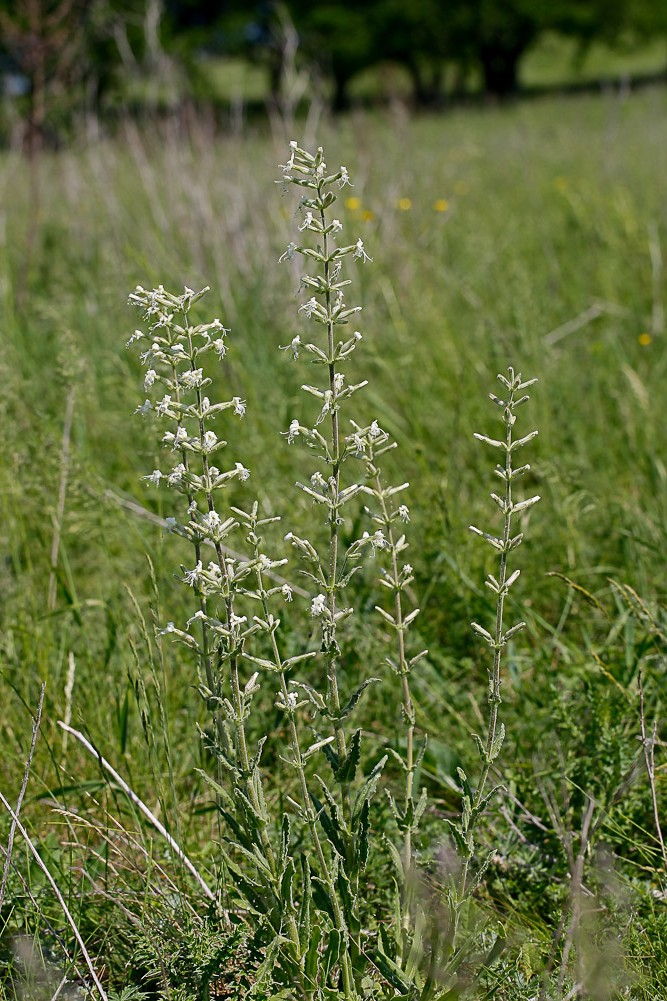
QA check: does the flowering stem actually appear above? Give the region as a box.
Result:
[372,471,416,932]
[321,220,346,751]
[248,534,356,998]
[454,368,539,939]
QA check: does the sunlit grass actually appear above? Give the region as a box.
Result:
[2,86,667,995]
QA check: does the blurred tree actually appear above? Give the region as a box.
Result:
[275,0,372,109]
[0,0,93,152]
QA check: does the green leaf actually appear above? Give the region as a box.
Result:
[323,928,344,981]
[456,767,472,799]
[337,728,362,782]
[335,861,358,935]
[354,754,388,816]
[298,854,312,953]
[385,836,405,884]
[310,789,346,857]
[303,735,336,759]
[280,857,296,912]
[279,813,291,872]
[337,678,381,721]
[367,945,413,995]
[311,876,336,922]
[443,818,473,860]
[413,787,428,830]
[490,722,505,760]
[357,798,370,872]
[235,786,269,830]
[304,922,322,986]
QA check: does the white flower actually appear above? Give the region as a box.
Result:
[168,463,186,485]
[235,462,250,481]
[316,391,333,425]
[134,399,152,416]
[143,469,163,486]
[160,621,176,634]
[299,211,315,231]
[230,613,247,629]
[201,397,211,414]
[403,564,413,575]
[282,584,293,602]
[311,593,327,617]
[186,609,206,627]
[338,166,351,187]
[181,368,204,389]
[279,334,301,359]
[299,297,318,319]
[286,419,300,444]
[353,238,372,263]
[233,397,246,417]
[213,338,227,358]
[162,426,188,450]
[202,430,218,452]
[311,471,327,489]
[369,420,382,439]
[127,328,144,346]
[183,560,203,586]
[144,369,157,390]
[331,219,343,233]
[156,395,172,416]
[362,530,387,555]
[398,505,410,523]
[286,691,298,709]
[279,242,297,263]
[202,511,221,531]
[333,373,345,393]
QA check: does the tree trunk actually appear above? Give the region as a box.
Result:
[479,44,523,97]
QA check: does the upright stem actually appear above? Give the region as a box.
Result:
[320,212,346,763]
[252,552,357,998]
[372,471,415,934]
[455,369,539,941]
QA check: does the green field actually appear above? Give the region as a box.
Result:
[2,85,667,998]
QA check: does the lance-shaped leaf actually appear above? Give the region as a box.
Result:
[336,677,381,721]
[303,734,336,760]
[337,727,362,782]
[354,754,388,817]
[509,429,538,451]
[512,494,540,514]
[473,432,507,450]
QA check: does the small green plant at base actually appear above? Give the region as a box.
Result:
[125,141,540,1000]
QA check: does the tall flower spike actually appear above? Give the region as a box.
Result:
[449,366,539,943]
[277,142,386,995]
[351,415,428,950]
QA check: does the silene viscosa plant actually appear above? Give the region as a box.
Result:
[126,141,540,1001]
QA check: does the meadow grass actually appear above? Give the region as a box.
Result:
[1,86,667,997]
